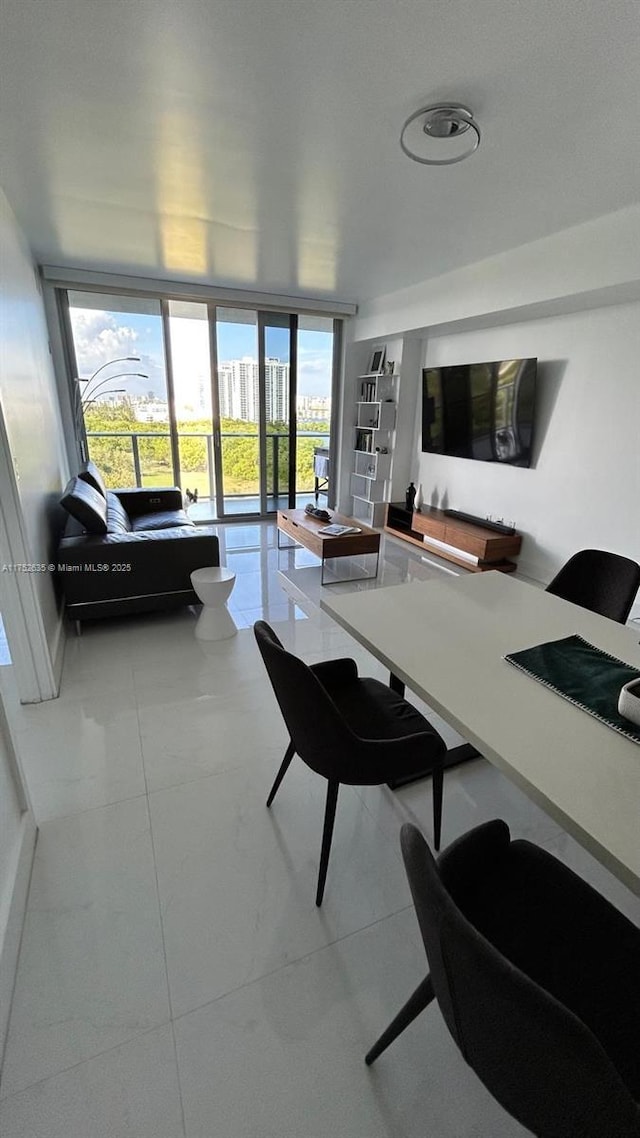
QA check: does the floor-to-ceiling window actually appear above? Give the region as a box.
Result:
[296,315,333,503]
[262,311,296,516]
[213,307,261,516]
[67,292,172,490]
[63,288,338,520]
[166,300,215,504]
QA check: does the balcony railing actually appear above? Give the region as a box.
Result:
[86,429,330,501]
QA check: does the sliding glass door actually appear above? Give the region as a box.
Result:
[212,308,298,517]
[166,300,215,508]
[213,307,261,516]
[296,316,334,503]
[262,311,296,515]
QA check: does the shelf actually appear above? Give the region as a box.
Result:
[352,362,397,529]
[351,475,387,503]
[352,498,387,527]
[358,375,398,404]
[353,450,391,480]
[356,402,396,431]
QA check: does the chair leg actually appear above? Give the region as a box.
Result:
[432,760,443,852]
[365,975,434,1066]
[266,741,295,808]
[316,780,339,907]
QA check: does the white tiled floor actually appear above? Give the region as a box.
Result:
[1,523,638,1136]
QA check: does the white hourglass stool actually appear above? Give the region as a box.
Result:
[190,566,237,640]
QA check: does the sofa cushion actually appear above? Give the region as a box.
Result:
[105,491,132,534]
[78,460,107,499]
[60,477,108,534]
[131,509,194,531]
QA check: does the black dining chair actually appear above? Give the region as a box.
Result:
[546,548,640,624]
[253,620,447,906]
[365,820,640,1137]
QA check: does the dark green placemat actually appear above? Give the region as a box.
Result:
[504,634,640,745]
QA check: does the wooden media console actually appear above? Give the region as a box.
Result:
[384,502,522,573]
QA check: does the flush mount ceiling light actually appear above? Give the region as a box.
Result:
[400,103,481,166]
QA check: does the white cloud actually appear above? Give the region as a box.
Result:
[68,308,169,399]
[298,348,332,396]
[69,309,140,377]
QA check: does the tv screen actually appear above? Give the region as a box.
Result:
[422,358,537,467]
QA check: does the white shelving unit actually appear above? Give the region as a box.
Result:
[351,371,398,527]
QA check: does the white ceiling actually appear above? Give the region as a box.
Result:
[1,0,639,304]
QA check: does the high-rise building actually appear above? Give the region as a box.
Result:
[264,357,288,422]
[217,356,288,422]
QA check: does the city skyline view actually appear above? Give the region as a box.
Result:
[129,357,330,423]
[70,305,333,417]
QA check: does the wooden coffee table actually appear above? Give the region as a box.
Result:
[277,509,380,584]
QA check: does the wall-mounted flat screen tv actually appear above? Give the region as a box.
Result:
[422,358,537,467]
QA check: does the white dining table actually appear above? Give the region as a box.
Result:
[320,571,640,895]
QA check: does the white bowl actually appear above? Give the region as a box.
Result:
[618,677,640,727]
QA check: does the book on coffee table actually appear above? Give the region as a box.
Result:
[318,524,361,536]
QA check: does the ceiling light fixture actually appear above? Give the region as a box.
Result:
[400,103,481,166]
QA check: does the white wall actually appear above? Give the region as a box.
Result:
[0,713,22,929]
[355,204,640,343]
[0,702,23,1050]
[415,302,640,592]
[0,692,35,1059]
[0,186,69,681]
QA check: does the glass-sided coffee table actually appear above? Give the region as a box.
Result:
[277,509,380,584]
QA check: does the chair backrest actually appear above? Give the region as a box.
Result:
[546,549,640,624]
[253,620,357,780]
[400,821,640,1138]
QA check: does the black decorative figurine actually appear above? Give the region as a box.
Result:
[405,481,417,511]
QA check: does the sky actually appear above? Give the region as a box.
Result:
[70,308,333,402]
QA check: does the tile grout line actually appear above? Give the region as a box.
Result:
[169,1021,188,1138]
[0,1022,174,1107]
[141,753,284,803]
[142,788,178,1022]
[30,789,149,829]
[134,694,188,1137]
[169,900,415,1029]
[351,785,420,867]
